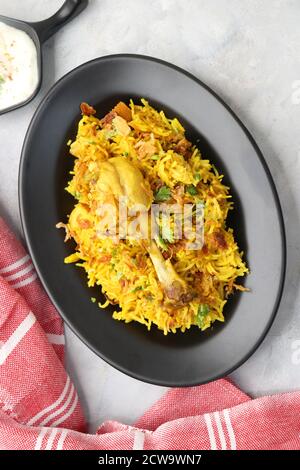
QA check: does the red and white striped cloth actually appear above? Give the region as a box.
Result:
[0,216,299,450]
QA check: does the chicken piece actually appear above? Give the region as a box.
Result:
[95,157,191,304]
[96,161,124,205]
[112,116,131,136]
[101,111,117,128]
[69,203,93,230]
[135,140,156,159]
[101,102,132,128]
[173,137,192,157]
[67,203,94,247]
[97,156,153,209]
[112,101,132,122]
[80,102,96,116]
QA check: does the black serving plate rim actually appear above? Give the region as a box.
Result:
[19,54,286,386]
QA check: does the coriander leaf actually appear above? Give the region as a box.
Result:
[132,286,143,293]
[186,184,198,196]
[194,173,201,182]
[196,304,210,328]
[154,185,171,202]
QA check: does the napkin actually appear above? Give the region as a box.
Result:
[0,217,298,450]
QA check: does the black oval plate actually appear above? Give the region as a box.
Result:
[19,55,286,386]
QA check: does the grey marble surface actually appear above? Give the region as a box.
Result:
[0,0,299,431]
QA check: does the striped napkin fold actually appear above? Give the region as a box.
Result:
[0,216,298,450]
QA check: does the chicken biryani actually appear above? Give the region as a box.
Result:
[57,99,248,334]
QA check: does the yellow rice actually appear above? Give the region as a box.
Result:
[59,99,248,334]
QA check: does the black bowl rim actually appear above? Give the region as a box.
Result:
[19,54,286,386]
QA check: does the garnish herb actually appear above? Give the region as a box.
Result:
[186,184,198,196]
[132,286,143,293]
[154,185,171,202]
[196,304,210,327]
